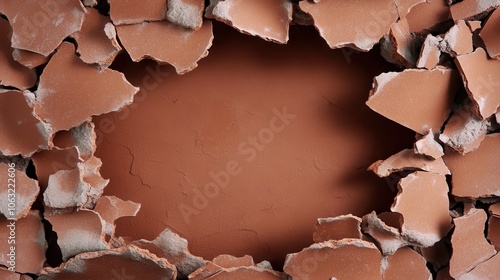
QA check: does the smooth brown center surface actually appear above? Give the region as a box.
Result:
[95,24,413,267]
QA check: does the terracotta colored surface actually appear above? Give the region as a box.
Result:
[31,147,82,189]
[313,214,362,243]
[116,20,214,74]
[449,208,496,278]
[75,156,109,208]
[455,48,500,119]
[283,239,383,279]
[439,103,489,155]
[466,20,482,32]
[133,228,206,277]
[414,130,444,159]
[189,260,285,280]
[361,211,408,255]
[45,210,109,261]
[366,68,460,134]
[188,262,223,279]
[34,42,139,133]
[12,49,50,69]
[383,247,432,280]
[0,267,29,280]
[450,0,500,20]
[480,8,500,59]
[193,266,284,280]
[108,0,167,25]
[490,203,500,216]
[421,238,451,271]
[444,134,500,198]
[488,216,500,251]
[416,34,441,69]
[395,0,426,18]
[43,157,110,211]
[166,0,205,30]
[70,9,121,67]
[206,0,292,44]
[96,25,413,266]
[52,122,96,160]
[299,0,398,51]
[212,255,254,268]
[405,0,450,33]
[459,252,500,280]
[0,90,49,157]
[40,245,177,280]
[0,211,47,274]
[82,0,97,7]
[44,168,86,209]
[369,149,450,177]
[0,18,36,89]
[0,163,39,220]
[381,18,417,68]
[391,171,452,247]
[4,2,500,277]
[440,20,473,57]
[93,196,140,236]
[0,0,85,56]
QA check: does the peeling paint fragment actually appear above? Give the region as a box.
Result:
[391,172,452,247]
[116,20,214,74]
[449,208,496,278]
[206,0,292,44]
[0,0,85,56]
[40,245,177,279]
[299,0,398,51]
[368,149,450,177]
[444,134,500,199]
[367,68,460,134]
[34,42,139,133]
[70,9,122,67]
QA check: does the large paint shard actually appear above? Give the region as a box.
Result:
[444,134,500,199]
[40,245,177,279]
[70,9,122,67]
[299,0,398,51]
[116,21,214,74]
[206,0,292,44]
[45,210,109,261]
[391,172,452,247]
[0,0,85,56]
[284,239,383,279]
[367,68,460,134]
[0,90,50,157]
[455,48,500,119]
[34,43,138,133]
[449,208,496,278]
[0,18,36,89]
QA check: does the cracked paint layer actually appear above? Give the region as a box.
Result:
[34,42,139,133]
[1,1,500,278]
